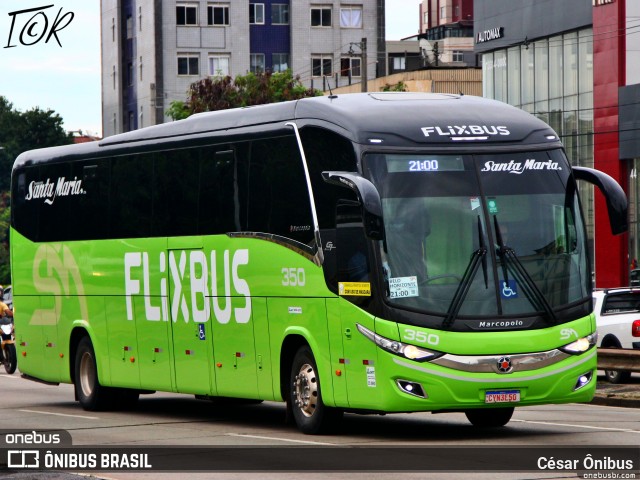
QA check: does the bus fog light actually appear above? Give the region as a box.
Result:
[574,371,593,390]
[396,380,427,399]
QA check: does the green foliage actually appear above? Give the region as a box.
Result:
[380,81,408,92]
[0,96,73,284]
[167,70,322,120]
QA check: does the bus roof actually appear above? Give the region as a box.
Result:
[13,93,561,169]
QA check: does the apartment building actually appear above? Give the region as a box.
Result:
[101,0,385,136]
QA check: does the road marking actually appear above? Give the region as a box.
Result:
[19,409,99,420]
[512,419,640,433]
[227,433,334,445]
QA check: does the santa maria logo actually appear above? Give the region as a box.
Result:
[25,177,86,205]
[480,159,561,175]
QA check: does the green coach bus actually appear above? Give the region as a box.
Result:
[10,93,627,434]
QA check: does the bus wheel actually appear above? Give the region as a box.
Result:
[75,337,114,411]
[465,407,514,428]
[289,346,341,434]
[3,343,17,374]
[604,368,631,384]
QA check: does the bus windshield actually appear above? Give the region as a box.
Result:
[364,149,590,319]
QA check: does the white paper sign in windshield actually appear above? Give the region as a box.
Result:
[389,276,419,299]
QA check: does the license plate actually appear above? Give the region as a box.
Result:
[485,389,520,403]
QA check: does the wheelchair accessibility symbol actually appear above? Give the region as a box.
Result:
[198,324,206,340]
[500,279,518,299]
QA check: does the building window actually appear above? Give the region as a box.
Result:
[113,65,116,89]
[340,6,362,28]
[312,56,332,77]
[272,53,290,72]
[177,4,198,26]
[272,4,289,24]
[178,54,199,75]
[440,6,446,19]
[311,7,332,27]
[139,56,143,81]
[208,4,230,25]
[393,57,406,71]
[453,50,464,62]
[138,7,142,31]
[250,53,265,73]
[209,55,230,76]
[127,62,134,86]
[250,3,265,24]
[126,15,133,39]
[112,18,115,42]
[139,106,143,129]
[340,57,361,77]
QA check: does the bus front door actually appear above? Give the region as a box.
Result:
[168,247,216,395]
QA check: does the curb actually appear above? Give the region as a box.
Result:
[590,394,640,408]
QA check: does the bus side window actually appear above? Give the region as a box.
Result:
[247,135,314,245]
[111,153,153,239]
[199,146,247,234]
[38,162,71,242]
[69,160,110,240]
[12,169,39,241]
[153,148,199,237]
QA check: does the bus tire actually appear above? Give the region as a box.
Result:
[3,343,16,374]
[465,407,514,428]
[289,346,341,434]
[604,368,631,384]
[74,336,114,411]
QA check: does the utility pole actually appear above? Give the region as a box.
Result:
[361,37,368,92]
[349,38,368,92]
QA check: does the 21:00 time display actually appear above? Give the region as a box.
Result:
[409,159,439,171]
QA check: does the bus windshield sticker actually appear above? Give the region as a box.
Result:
[470,197,481,211]
[500,279,518,299]
[338,282,371,296]
[388,276,419,299]
[487,197,499,214]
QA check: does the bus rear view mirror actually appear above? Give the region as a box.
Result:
[322,171,385,240]
[573,166,628,235]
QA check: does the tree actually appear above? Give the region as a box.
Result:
[0,97,72,192]
[167,70,322,120]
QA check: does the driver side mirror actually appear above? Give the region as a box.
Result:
[322,171,385,240]
[572,166,628,235]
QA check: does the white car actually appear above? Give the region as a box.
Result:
[593,288,640,383]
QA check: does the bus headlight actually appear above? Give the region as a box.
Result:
[560,333,597,354]
[356,323,443,362]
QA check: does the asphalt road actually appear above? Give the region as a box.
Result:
[0,370,638,480]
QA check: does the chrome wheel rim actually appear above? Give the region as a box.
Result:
[293,362,318,418]
[79,351,95,397]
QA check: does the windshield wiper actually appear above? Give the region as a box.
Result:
[442,217,487,328]
[494,216,557,324]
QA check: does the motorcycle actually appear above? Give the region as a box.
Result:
[0,317,16,374]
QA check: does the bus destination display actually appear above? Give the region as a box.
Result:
[386,155,465,173]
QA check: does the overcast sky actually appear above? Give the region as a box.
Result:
[0,1,421,138]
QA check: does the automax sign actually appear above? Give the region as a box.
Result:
[476,26,504,44]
